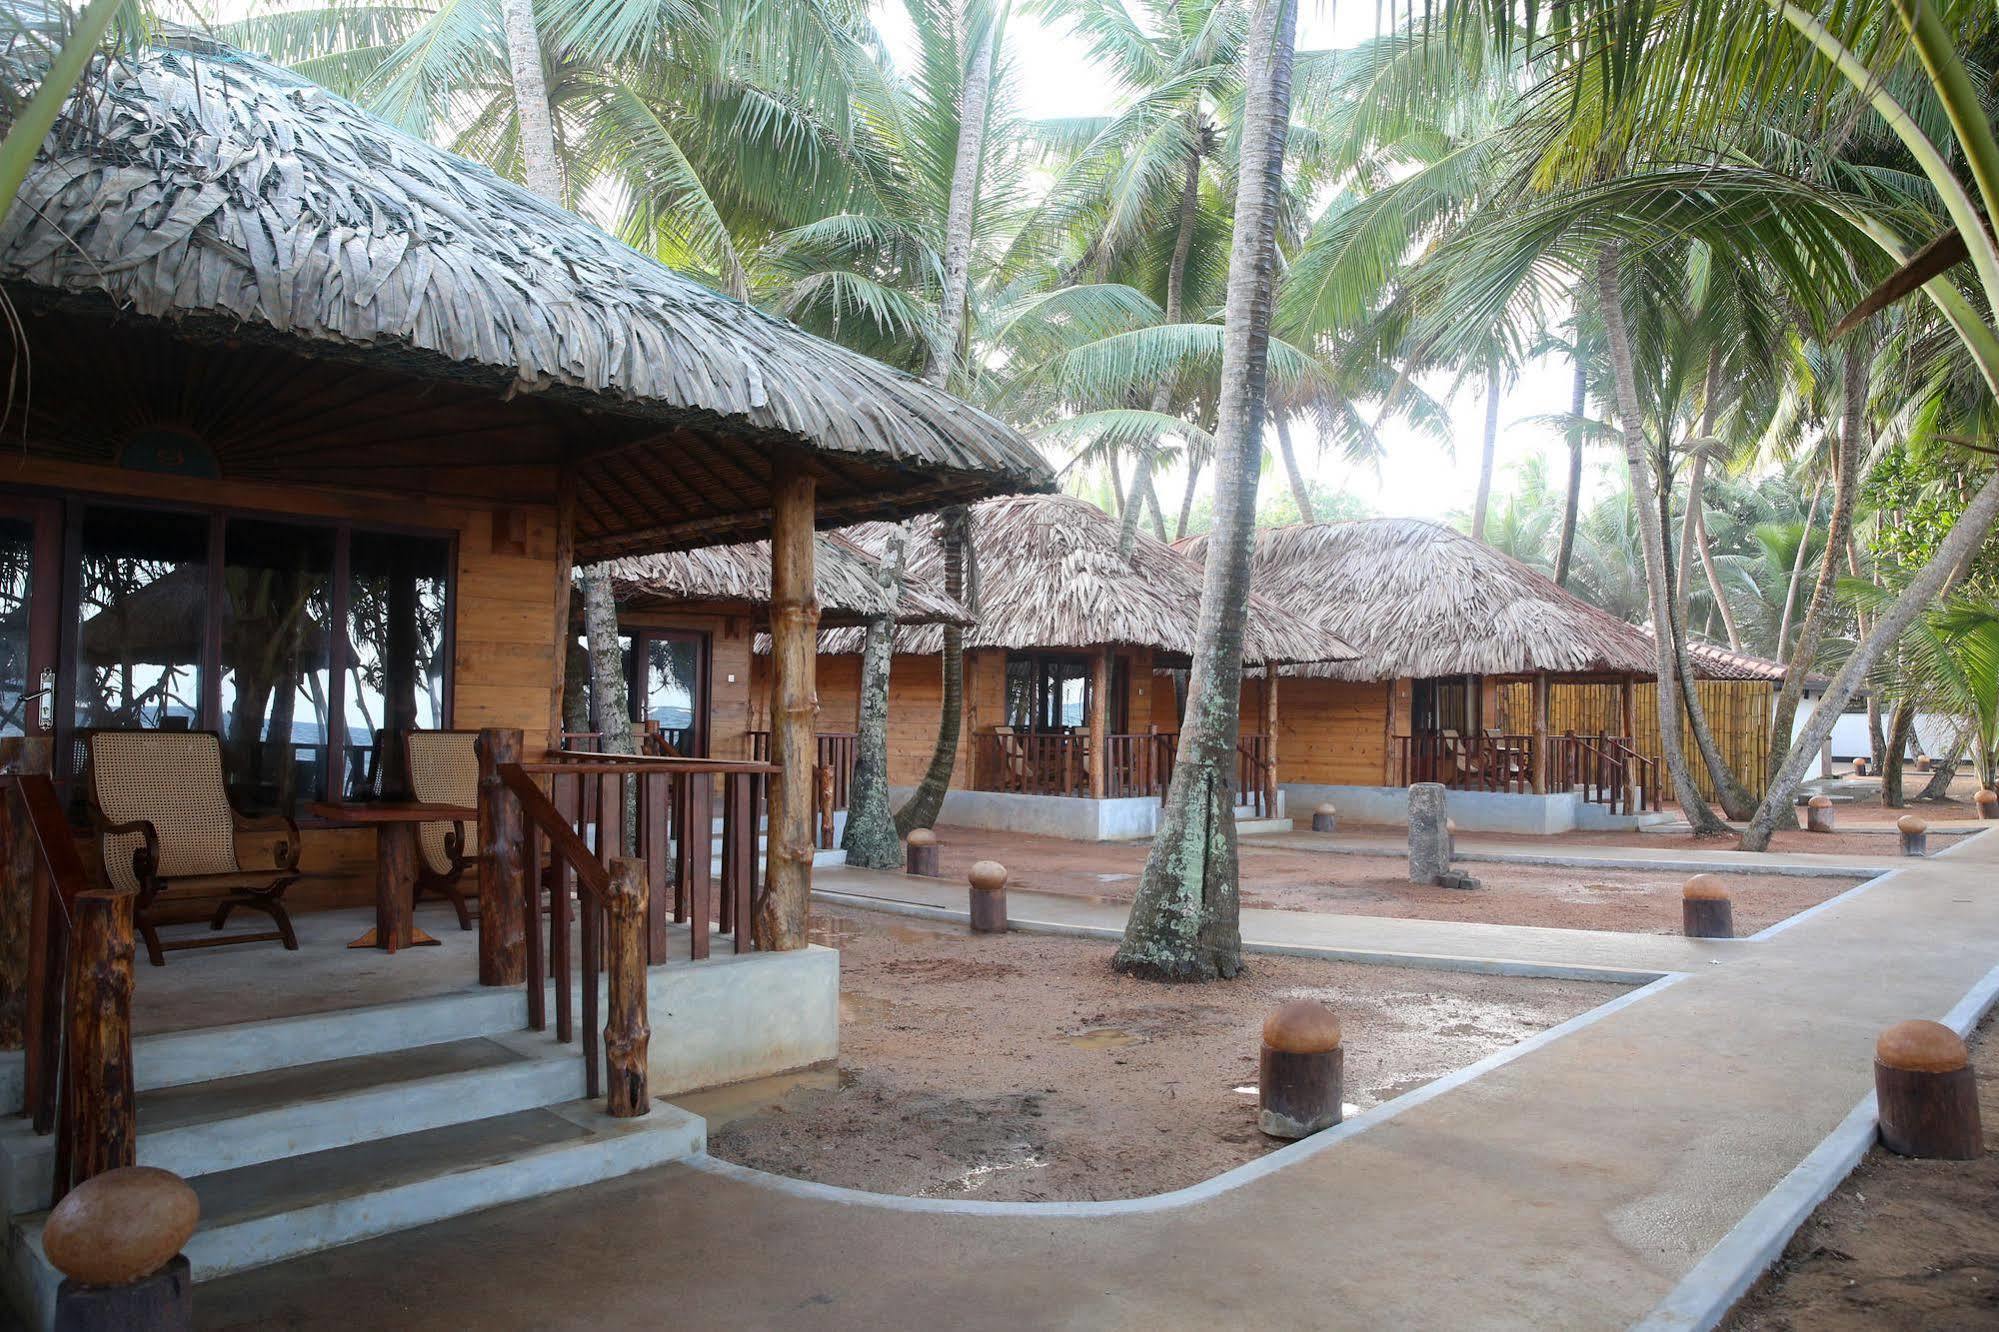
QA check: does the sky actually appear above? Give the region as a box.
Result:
[878,0,1589,524]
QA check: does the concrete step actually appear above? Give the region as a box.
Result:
[1233,817,1294,836]
[0,1035,587,1216]
[8,1098,704,1324]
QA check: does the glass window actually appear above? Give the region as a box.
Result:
[344,532,451,797]
[221,520,334,813]
[73,506,207,734]
[641,632,703,755]
[0,517,33,737]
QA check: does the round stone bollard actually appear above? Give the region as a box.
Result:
[967,860,1009,933]
[1311,801,1338,834]
[1978,788,1999,821]
[1875,1020,1984,1160]
[1898,815,1929,858]
[1681,874,1734,939]
[1258,1000,1343,1140]
[1805,794,1836,833]
[1916,754,1933,773]
[1852,755,1870,777]
[44,1166,199,1332]
[904,827,940,877]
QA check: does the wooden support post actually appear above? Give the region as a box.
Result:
[475,728,527,986]
[1089,646,1110,800]
[1898,815,1929,857]
[603,857,651,1118]
[1531,672,1550,795]
[1263,666,1280,814]
[1386,678,1413,785]
[1875,1020,1982,1159]
[816,763,836,850]
[756,466,819,951]
[546,478,577,752]
[1258,1000,1343,1140]
[59,890,136,1202]
[904,827,940,878]
[2,736,52,1055]
[1806,794,1835,833]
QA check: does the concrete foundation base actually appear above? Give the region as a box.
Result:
[891,787,1288,842]
[1281,783,1674,835]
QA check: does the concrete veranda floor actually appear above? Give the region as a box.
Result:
[196,831,1999,1329]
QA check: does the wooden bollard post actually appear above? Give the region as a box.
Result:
[1915,754,1933,773]
[1258,1000,1343,1139]
[1852,755,1870,777]
[603,857,652,1119]
[1805,793,1835,833]
[1898,815,1929,858]
[43,1166,198,1331]
[1875,1020,1983,1159]
[1978,788,1998,821]
[968,860,1008,933]
[1681,874,1734,939]
[904,828,940,877]
[1311,802,1338,834]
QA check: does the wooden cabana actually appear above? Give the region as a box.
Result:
[0,18,1052,1291]
[804,494,1352,816]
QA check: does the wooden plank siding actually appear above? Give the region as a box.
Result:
[1496,679,1774,802]
[1271,678,1394,785]
[8,456,566,913]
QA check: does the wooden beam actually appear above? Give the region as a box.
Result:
[1531,670,1550,795]
[1089,645,1111,800]
[476,729,527,986]
[755,465,819,951]
[1264,667,1281,811]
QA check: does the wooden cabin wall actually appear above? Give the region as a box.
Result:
[1271,678,1394,785]
[8,457,565,913]
[1495,679,1775,801]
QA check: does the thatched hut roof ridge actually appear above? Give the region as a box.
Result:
[817,494,1356,665]
[599,534,971,629]
[1186,518,1659,681]
[0,16,1053,551]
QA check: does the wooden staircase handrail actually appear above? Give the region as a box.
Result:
[496,762,610,904]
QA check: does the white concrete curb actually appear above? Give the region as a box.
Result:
[1632,954,1999,1331]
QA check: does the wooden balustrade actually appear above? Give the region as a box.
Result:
[1235,733,1275,817]
[746,731,856,849]
[1104,732,1177,799]
[4,755,136,1207]
[488,738,775,1112]
[1394,731,1663,814]
[1544,733,1663,815]
[1394,733,1537,796]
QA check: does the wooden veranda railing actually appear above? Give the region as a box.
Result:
[5,751,136,1207]
[1546,733,1663,815]
[490,745,775,1112]
[1104,732,1176,799]
[1393,731,1664,813]
[1397,732,1538,795]
[1236,733,1275,818]
[747,731,855,849]
[972,731,1272,809]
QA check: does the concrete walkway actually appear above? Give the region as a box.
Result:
[816,864,1732,981]
[1248,828,1900,879]
[195,833,1999,1331]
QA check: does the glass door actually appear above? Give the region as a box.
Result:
[627,629,708,756]
[0,497,60,744]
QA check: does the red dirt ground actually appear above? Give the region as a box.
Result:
[697,906,1620,1201]
[921,832,1862,935]
[1726,1009,1999,1329]
[1463,826,1971,859]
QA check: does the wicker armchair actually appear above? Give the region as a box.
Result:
[404,729,479,930]
[84,730,301,967]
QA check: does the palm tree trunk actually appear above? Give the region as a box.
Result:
[1553,358,1585,587]
[1595,241,1732,836]
[895,509,970,835]
[1742,470,1999,848]
[898,0,997,831]
[497,0,562,200]
[1881,699,1915,807]
[1768,343,1868,801]
[843,529,908,867]
[1921,724,1970,800]
[1116,449,1150,556]
[1659,456,1758,818]
[1774,479,1820,656]
[1470,366,1500,541]
[1142,468,1170,542]
[1695,502,1741,649]
[1276,416,1314,522]
[1177,456,1203,538]
[1129,127,1204,556]
[1116,0,1296,982]
[580,569,632,756]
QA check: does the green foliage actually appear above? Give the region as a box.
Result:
[1864,444,1999,598]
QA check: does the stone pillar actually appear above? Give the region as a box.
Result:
[1408,783,1449,885]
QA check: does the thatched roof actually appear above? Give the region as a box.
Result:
[814,494,1356,665]
[1184,519,1659,681]
[598,534,971,629]
[0,13,1051,557]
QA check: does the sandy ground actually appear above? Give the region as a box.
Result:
[1726,1010,1999,1330]
[921,832,1860,935]
[698,906,1620,1202]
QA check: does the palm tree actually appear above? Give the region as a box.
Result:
[1115,0,1295,982]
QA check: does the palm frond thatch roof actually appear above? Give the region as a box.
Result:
[598,534,971,629]
[0,14,1051,557]
[816,494,1357,665]
[1184,519,1659,681]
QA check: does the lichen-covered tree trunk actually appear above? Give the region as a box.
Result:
[843,529,908,868]
[1114,0,1295,983]
[1596,241,1732,837]
[1881,700,1916,807]
[580,569,632,755]
[1658,463,1759,819]
[1921,725,1969,800]
[1743,468,1999,849]
[895,509,970,835]
[1276,416,1314,523]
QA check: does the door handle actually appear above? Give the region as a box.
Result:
[35,666,54,732]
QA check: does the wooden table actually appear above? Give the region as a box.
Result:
[308,801,478,952]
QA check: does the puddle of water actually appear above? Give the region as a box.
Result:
[840,992,896,1024]
[1064,1026,1143,1050]
[1094,873,1135,884]
[670,1064,850,1131]
[919,1144,1049,1196]
[810,911,958,949]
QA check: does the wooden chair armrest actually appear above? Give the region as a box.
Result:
[234,812,303,872]
[99,817,161,883]
[445,819,474,869]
